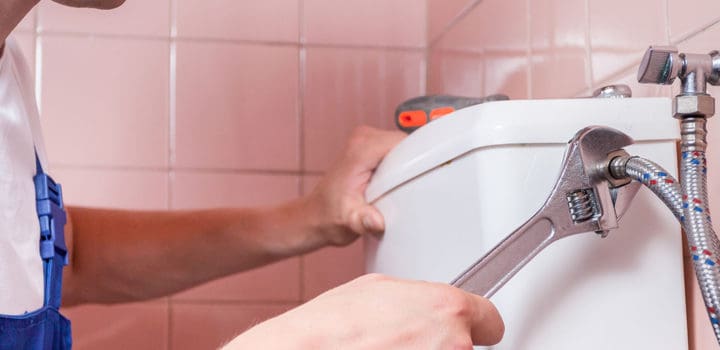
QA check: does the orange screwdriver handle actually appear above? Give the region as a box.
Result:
[395,94,509,133]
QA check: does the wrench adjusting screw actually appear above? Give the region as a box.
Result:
[567,189,598,223]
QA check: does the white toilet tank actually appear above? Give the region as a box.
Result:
[365,98,688,349]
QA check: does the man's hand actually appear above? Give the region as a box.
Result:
[225,274,505,349]
[305,126,405,246]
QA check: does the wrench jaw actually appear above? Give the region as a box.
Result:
[566,126,637,238]
[611,181,641,222]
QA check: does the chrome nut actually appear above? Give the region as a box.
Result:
[673,94,716,118]
[604,149,632,188]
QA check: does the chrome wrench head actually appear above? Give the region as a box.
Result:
[452,126,638,298]
[572,126,637,235]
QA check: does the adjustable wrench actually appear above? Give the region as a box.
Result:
[452,126,642,298]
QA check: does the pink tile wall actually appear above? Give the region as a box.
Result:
[41,36,170,168]
[64,301,169,350]
[17,0,425,349]
[169,172,301,304]
[427,0,476,43]
[37,0,170,37]
[428,0,720,348]
[170,303,296,350]
[174,0,299,42]
[429,0,529,99]
[173,42,299,171]
[303,0,426,48]
[303,47,424,171]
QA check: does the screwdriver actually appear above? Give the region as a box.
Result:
[395,94,509,133]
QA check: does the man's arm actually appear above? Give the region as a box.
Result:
[62,127,405,305]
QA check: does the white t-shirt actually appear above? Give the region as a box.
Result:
[0,37,49,315]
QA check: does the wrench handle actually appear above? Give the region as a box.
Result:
[451,216,557,298]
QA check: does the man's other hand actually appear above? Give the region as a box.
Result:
[305,126,405,246]
[226,274,505,349]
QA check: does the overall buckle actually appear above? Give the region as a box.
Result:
[34,172,68,265]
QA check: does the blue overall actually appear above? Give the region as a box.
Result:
[0,154,72,349]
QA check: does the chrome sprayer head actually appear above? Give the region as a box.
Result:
[638,46,720,119]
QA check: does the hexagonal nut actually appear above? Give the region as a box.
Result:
[673,94,715,118]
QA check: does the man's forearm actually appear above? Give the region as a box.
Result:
[62,197,329,305]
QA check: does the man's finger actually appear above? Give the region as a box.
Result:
[466,293,505,345]
[349,204,385,235]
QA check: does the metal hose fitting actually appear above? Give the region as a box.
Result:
[681,117,709,152]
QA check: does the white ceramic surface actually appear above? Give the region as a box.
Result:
[366,97,687,349]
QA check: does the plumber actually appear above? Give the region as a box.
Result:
[0,0,504,349]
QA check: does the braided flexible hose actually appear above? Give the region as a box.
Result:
[680,149,720,342]
[621,157,683,220]
[617,150,720,343]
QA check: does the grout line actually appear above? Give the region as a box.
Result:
[427,46,525,56]
[36,31,171,42]
[167,0,177,347]
[664,0,671,45]
[525,0,532,99]
[298,0,307,180]
[420,45,428,95]
[167,13,177,202]
[423,0,431,93]
[664,0,674,100]
[583,0,594,90]
[169,0,177,39]
[51,164,170,172]
[32,30,427,52]
[424,0,429,50]
[298,0,307,302]
[671,17,720,46]
[428,0,484,47]
[167,43,176,212]
[168,41,177,184]
[176,36,297,47]
[301,42,425,52]
[298,0,305,45]
[31,6,38,34]
[50,164,323,176]
[33,5,41,34]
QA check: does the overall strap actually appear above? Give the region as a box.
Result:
[33,153,68,309]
